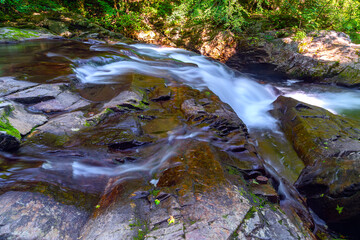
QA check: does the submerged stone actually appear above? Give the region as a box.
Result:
[36,111,86,135]
[103,90,147,111]
[0,133,20,152]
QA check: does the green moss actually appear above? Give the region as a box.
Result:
[226,165,242,176]
[0,110,21,140]
[244,206,257,220]
[149,189,160,197]
[31,182,99,211]
[0,27,39,41]
[28,132,70,147]
[129,219,149,240]
[84,120,93,127]
[116,101,148,111]
[105,108,115,114]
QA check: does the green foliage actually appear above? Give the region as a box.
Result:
[1,0,360,38]
[181,0,248,32]
[0,0,64,14]
[253,0,360,34]
[293,30,307,42]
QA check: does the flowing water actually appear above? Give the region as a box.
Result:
[1,39,360,216]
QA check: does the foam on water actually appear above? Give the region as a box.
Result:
[281,87,360,115]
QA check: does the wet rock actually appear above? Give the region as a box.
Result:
[108,140,150,151]
[0,191,89,240]
[7,102,47,135]
[113,156,137,164]
[36,111,86,135]
[180,95,246,137]
[272,96,360,229]
[0,133,20,152]
[150,89,172,102]
[29,90,91,113]
[236,206,311,240]
[181,99,206,116]
[0,77,38,97]
[256,175,269,184]
[79,199,140,240]
[82,139,313,240]
[5,84,62,104]
[86,90,147,126]
[0,106,21,151]
[103,90,147,111]
[81,140,253,239]
[250,182,279,203]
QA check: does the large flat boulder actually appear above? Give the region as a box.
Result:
[5,84,62,104]
[37,111,87,135]
[0,191,89,240]
[28,90,91,113]
[0,77,38,97]
[7,102,47,135]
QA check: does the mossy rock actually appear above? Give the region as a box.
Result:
[0,27,51,42]
[0,108,21,151]
[272,96,360,228]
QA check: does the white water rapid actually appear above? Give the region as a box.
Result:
[75,43,360,129]
[75,43,279,129]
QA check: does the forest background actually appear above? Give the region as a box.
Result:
[1,0,360,42]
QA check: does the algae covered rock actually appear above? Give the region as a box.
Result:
[272,96,360,230]
[0,105,21,151]
[0,27,54,43]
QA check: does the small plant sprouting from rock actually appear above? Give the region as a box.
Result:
[336,204,343,214]
[167,216,175,225]
[154,199,160,205]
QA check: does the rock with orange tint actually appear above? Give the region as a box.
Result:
[79,139,313,240]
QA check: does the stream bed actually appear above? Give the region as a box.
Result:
[1,39,360,239]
